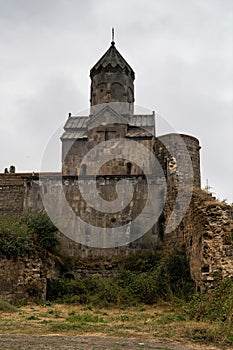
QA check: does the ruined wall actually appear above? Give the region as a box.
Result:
[163,188,233,292]
[0,254,59,301]
[185,191,233,291]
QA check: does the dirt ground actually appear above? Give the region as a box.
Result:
[0,335,230,350]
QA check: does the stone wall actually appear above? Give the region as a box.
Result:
[155,133,201,187]
[24,174,165,255]
[0,168,232,294]
[90,64,134,108]
[0,174,25,214]
[163,188,233,291]
[0,253,59,301]
[62,124,154,177]
[186,191,233,291]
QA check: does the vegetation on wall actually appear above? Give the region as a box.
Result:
[45,272,232,345]
[0,210,232,346]
[0,211,58,258]
[47,251,195,305]
[45,251,233,344]
[187,278,233,325]
[0,215,32,258]
[23,211,59,252]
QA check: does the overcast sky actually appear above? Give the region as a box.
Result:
[0,0,232,202]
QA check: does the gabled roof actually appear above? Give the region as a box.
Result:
[90,42,135,80]
[129,115,155,128]
[61,116,89,140]
[63,116,89,130]
[86,105,127,128]
[61,130,87,140]
[61,112,155,140]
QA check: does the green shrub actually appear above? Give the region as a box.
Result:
[22,211,58,252]
[47,251,194,306]
[0,212,59,258]
[47,278,87,301]
[160,251,195,299]
[120,251,194,304]
[0,215,33,258]
[47,276,136,306]
[187,278,233,327]
[92,278,136,306]
[118,251,194,304]
[0,300,18,312]
[120,252,159,272]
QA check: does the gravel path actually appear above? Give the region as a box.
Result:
[0,335,229,350]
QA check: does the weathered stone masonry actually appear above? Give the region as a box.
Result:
[0,171,232,295]
[0,174,25,214]
[0,39,232,299]
[0,253,59,301]
[163,187,233,292]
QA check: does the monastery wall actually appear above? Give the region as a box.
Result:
[0,174,25,214]
[0,254,58,301]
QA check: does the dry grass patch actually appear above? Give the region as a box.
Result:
[0,302,231,347]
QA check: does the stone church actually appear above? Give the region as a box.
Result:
[0,38,232,295]
[61,38,200,184]
[55,38,201,249]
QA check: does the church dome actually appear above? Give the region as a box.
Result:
[90,41,135,80]
[90,40,135,113]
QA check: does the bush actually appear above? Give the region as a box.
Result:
[47,276,136,306]
[47,251,195,306]
[118,250,194,304]
[0,215,33,258]
[92,278,136,306]
[47,278,87,301]
[0,212,59,258]
[120,252,159,272]
[0,300,18,312]
[160,251,195,299]
[187,279,233,327]
[22,211,59,252]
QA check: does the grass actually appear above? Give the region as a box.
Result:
[0,300,18,312]
[0,302,232,347]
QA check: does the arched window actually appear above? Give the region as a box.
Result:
[111,83,124,101]
[126,162,132,175]
[80,164,87,176]
[127,87,134,103]
[95,83,107,104]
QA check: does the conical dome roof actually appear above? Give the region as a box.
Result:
[90,42,135,80]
